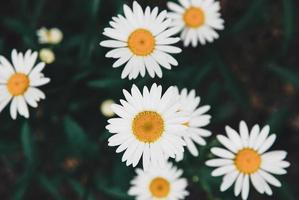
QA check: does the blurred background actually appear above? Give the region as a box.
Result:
[0,0,298,199]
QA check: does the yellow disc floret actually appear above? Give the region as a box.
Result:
[235,148,261,174]
[7,73,30,96]
[128,29,156,56]
[183,7,205,28]
[132,111,164,143]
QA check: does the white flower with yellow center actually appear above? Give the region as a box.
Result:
[175,88,211,161]
[167,0,224,47]
[37,27,63,44]
[206,121,290,200]
[106,83,187,170]
[0,49,50,119]
[128,162,189,200]
[39,48,55,64]
[100,99,115,117]
[100,1,182,80]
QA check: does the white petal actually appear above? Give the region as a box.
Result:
[258,134,276,154]
[250,173,266,194]
[100,40,127,48]
[259,170,281,187]
[217,135,238,153]
[10,97,18,119]
[206,159,233,167]
[234,173,244,196]
[220,171,239,191]
[212,165,235,176]
[167,2,185,13]
[253,125,270,150]
[241,175,250,200]
[239,121,249,147]
[211,147,235,159]
[16,96,29,118]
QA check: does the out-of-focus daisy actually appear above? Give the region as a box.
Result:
[0,49,50,119]
[175,87,211,160]
[100,1,182,80]
[128,162,189,200]
[206,121,290,200]
[37,27,63,44]
[100,99,115,117]
[106,83,186,170]
[167,0,224,47]
[39,48,55,64]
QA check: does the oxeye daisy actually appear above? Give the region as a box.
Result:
[128,162,189,200]
[100,99,115,117]
[175,87,211,161]
[167,0,224,47]
[0,49,50,119]
[100,1,182,80]
[39,48,55,64]
[106,83,187,170]
[37,27,63,44]
[206,121,290,200]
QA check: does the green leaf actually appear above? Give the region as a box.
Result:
[190,63,213,87]
[87,78,125,89]
[11,167,35,200]
[278,181,296,200]
[216,58,249,107]
[21,122,36,165]
[230,0,266,33]
[97,185,133,200]
[282,0,294,54]
[266,107,290,134]
[63,116,98,156]
[267,64,299,89]
[69,179,96,200]
[37,174,63,200]
[64,116,88,148]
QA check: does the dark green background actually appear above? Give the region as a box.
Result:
[0,0,298,199]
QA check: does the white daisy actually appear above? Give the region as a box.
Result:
[106,83,187,170]
[175,87,212,161]
[100,1,182,80]
[167,0,225,47]
[37,27,63,44]
[0,49,50,119]
[206,121,290,200]
[39,48,55,64]
[128,162,189,200]
[100,99,115,117]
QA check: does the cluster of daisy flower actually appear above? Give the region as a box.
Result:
[0,0,290,199]
[37,27,63,64]
[101,1,290,200]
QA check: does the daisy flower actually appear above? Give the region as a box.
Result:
[167,0,224,47]
[206,121,290,200]
[175,87,212,161]
[100,99,115,117]
[0,49,50,119]
[39,48,55,64]
[128,162,189,200]
[37,27,63,44]
[106,83,186,170]
[100,1,182,80]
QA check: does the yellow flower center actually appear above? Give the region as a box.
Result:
[149,177,170,198]
[128,29,156,56]
[182,122,190,127]
[7,73,30,96]
[183,7,205,28]
[132,111,164,143]
[235,148,261,174]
